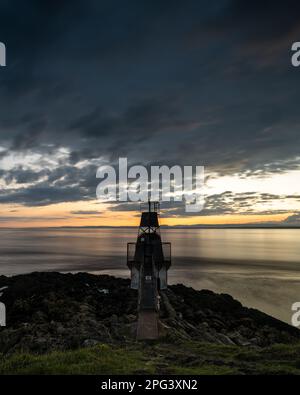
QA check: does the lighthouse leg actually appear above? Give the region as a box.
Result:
[137,310,159,340]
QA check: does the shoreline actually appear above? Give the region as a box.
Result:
[1,256,300,325]
[0,271,300,375]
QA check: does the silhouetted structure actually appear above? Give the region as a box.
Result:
[127,201,171,339]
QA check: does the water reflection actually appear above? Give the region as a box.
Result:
[0,228,299,323]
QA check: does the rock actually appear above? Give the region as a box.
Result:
[83,339,99,347]
[216,333,236,345]
[0,272,299,354]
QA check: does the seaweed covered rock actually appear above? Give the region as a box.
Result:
[0,272,299,354]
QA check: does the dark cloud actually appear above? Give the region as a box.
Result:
[0,1,299,210]
[70,210,100,215]
[0,184,89,206]
[146,192,294,218]
[1,167,50,185]
[224,0,300,42]
[68,97,190,142]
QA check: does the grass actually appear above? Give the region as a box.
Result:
[1,341,300,375]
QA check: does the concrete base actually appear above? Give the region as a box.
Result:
[137,311,159,340]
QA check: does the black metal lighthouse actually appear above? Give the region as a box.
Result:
[127,202,171,339]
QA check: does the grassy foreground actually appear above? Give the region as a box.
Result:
[1,341,300,375]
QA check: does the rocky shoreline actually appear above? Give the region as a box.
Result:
[0,272,299,354]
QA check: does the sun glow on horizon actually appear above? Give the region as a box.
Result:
[1,168,300,228]
[0,200,293,228]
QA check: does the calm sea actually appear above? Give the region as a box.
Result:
[0,227,299,323]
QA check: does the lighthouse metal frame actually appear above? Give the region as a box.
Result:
[127,201,171,339]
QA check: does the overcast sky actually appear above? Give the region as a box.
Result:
[0,0,300,227]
